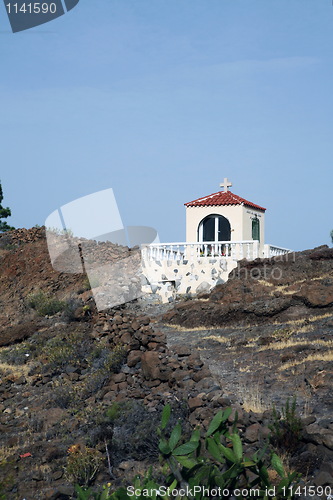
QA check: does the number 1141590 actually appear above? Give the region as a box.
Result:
[6,3,57,14]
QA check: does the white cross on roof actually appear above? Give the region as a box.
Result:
[220,177,232,192]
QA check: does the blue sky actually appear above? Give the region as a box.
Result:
[0,0,332,250]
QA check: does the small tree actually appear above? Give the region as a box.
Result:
[331,230,333,245]
[0,182,14,232]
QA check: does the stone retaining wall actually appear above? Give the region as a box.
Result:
[142,257,238,303]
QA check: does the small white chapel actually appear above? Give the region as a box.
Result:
[142,179,290,302]
[185,178,266,257]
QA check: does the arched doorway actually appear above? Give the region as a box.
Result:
[198,214,231,242]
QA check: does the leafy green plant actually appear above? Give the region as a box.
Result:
[75,483,113,500]
[75,472,164,500]
[76,406,301,500]
[270,397,302,453]
[27,290,66,316]
[156,405,300,499]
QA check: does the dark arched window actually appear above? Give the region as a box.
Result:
[198,214,231,242]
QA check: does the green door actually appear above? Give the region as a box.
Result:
[252,217,260,241]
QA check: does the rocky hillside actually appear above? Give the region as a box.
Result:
[163,246,333,327]
[0,229,332,499]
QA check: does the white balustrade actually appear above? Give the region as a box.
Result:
[263,244,292,258]
[142,241,261,262]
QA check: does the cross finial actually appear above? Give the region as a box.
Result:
[220,177,232,192]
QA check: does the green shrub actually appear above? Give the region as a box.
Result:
[76,405,301,500]
[106,399,190,466]
[43,332,84,370]
[45,342,77,368]
[270,397,302,453]
[103,345,127,372]
[75,483,113,500]
[0,234,17,250]
[27,290,66,316]
[156,405,300,498]
[79,406,114,448]
[62,297,84,322]
[80,369,110,400]
[106,402,122,423]
[65,445,103,487]
[80,344,127,399]
[87,344,126,372]
[109,400,161,465]
[52,381,79,409]
[0,342,33,365]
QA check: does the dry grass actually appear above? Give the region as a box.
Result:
[239,365,253,373]
[166,312,332,338]
[238,382,270,413]
[163,323,246,332]
[0,362,30,379]
[305,312,332,322]
[259,274,332,297]
[259,338,333,352]
[274,288,296,296]
[257,280,275,287]
[279,350,333,371]
[202,335,231,344]
[31,463,52,480]
[163,323,211,332]
[0,445,18,463]
[273,312,333,327]
[244,336,261,347]
[297,324,315,334]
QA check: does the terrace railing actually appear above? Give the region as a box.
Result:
[263,244,292,258]
[142,240,261,262]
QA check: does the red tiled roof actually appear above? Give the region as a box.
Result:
[185,190,266,211]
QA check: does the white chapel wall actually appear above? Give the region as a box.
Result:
[186,205,244,242]
[241,207,266,256]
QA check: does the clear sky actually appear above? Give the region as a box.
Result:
[1,0,332,251]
